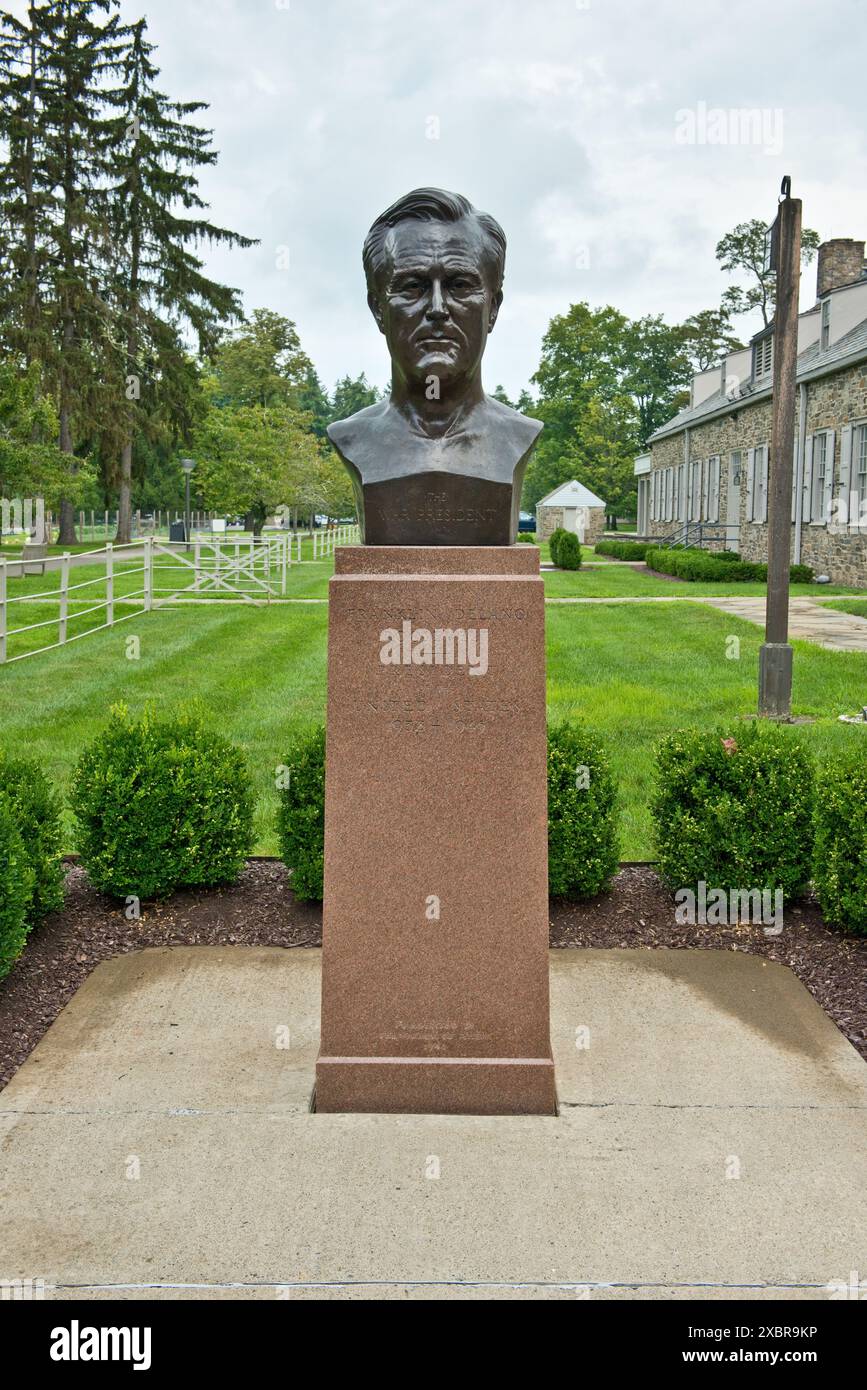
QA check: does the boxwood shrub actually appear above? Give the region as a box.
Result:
[277,722,619,901]
[548,527,569,567]
[645,546,813,585]
[547,722,619,897]
[813,754,867,935]
[276,726,326,901]
[555,531,582,570]
[0,752,64,919]
[594,540,650,561]
[652,724,814,902]
[0,794,34,980]
[70,704,255,900]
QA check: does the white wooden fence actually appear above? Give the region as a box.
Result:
[0,527,363,664]
[311,524,358,559]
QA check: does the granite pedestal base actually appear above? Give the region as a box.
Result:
[315,545,556,1115]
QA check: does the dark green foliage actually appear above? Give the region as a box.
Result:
[594,539,651,560]
[70,705,255,900]
[645,547,812,584]
[547,723,619,898]
[652,725,814,902]
[813,754,867,935]
[516,532,537,543]
[0,794,34,980]
[548,527,569,566]
[0,752,64,918]
[556,531,582,570]
[275,726,326,901]
[277,723,619,902]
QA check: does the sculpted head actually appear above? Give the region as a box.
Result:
[362,188,506,391]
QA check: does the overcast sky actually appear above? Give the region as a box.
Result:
[18,0,867,396]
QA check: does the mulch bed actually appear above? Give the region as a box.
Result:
[1,860,865,1091]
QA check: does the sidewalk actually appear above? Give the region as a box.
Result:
[2,945,865,1300]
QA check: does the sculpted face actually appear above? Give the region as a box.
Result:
[368,218,502,389]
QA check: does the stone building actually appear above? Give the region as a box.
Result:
[535,479,607,544]
[638,237,867,587]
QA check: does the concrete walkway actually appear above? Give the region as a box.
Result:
[701,596,867,652]
[1,946,865,1301]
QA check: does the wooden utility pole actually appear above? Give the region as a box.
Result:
[759,178,801,719]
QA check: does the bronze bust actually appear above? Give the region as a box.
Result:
[327,188,542,545]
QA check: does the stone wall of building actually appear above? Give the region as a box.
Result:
[647,360,867,586]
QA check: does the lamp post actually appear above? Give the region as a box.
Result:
[181,458,195,554]
[759,177,801,720]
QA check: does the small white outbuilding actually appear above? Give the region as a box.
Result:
[535,480,607,544]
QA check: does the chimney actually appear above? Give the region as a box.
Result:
[816,238,866,299]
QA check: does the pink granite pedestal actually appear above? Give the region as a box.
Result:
[315,546,556,1115]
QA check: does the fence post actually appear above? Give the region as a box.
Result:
[193,539,201,590]
[214,538,221,589]
[144,538,153,611]
[59,550,71,645]
[282,534,288,594]
[0,560,6,663]
[106,543,114,626]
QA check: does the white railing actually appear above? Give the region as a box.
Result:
[150,535,292,605]
[311,524,359,559]
[0,541,148,664]
[0,534,296,664]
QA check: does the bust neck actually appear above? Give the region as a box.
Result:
[389,370,486,440]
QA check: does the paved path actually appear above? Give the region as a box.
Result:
[2,946,865,1301]
[701,597,867,653]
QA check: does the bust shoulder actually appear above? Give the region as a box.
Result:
[326,401,389,456]
[482,396,543,455]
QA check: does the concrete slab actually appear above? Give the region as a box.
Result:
[1,947,865,1300]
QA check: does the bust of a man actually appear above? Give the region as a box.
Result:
[327,187,542,545]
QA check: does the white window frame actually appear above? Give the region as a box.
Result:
[820,298,831,352]
[855,422,867,515]
[810,429,834,525]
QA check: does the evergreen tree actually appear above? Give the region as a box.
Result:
[104,17,255,541]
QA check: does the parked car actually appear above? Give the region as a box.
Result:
[518,512,536,533]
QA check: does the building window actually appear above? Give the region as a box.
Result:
[856,423,867,510]
[821,298,831,351]
[812,431,830,523]
[753,336,773,380]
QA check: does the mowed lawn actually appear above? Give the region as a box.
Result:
[2,590,866,860]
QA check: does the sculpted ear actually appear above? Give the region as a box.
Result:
[488,289,503,334]
[368,291,386,335]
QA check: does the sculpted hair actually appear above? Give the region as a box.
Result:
[362,187,507,296]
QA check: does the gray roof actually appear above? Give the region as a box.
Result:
[537,479,607,508]
[650,314,867,443]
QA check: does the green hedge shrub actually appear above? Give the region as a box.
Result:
[645,546,813,584]
[71,705,255,900]
[813,754,867,935]
[516,531,537,543]
[548,527,569,566]
[652,724,814,902]
[0,794,34,980]
[277,723,619,901]
[594,540,650,561]
[276,726,326,901]
[556,531,582,570]
[0,752,64,919]
[547,723,619,897]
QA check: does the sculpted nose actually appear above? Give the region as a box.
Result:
[427,278,448,320]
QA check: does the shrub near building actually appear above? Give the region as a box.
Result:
[71,705,255,900]
[813,754,867,935]
[652,725,815,904]
[0,753,65,979]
